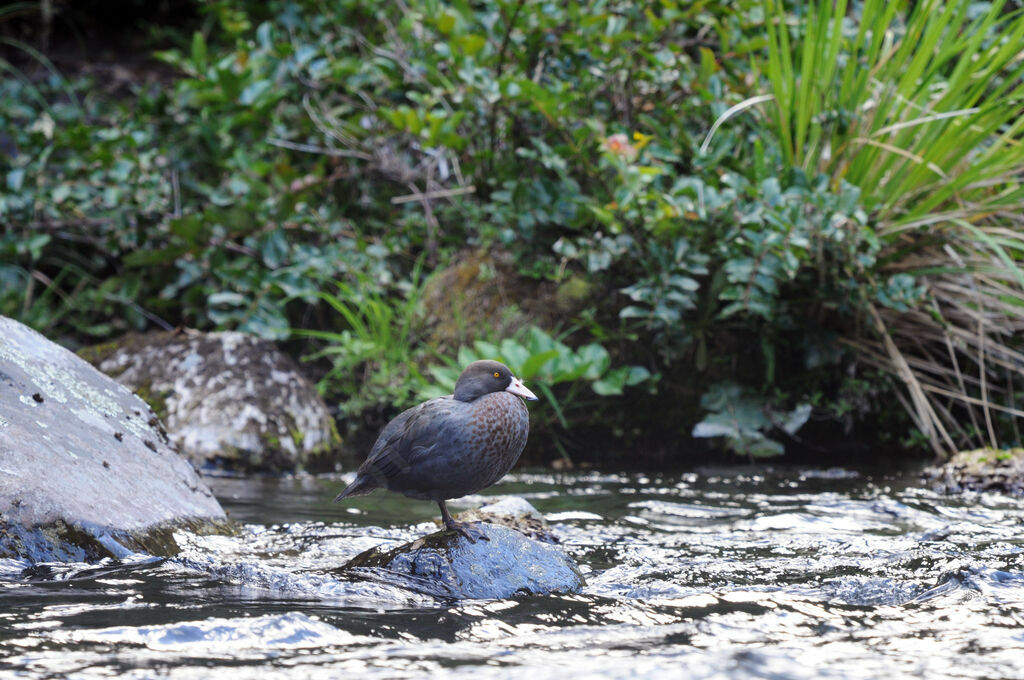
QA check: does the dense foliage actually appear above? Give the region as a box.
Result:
[2,0,1023,463]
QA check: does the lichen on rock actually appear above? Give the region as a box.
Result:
[0,315,228,563]
[82,330,340,472]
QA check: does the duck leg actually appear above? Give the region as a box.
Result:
[438,500,489,543]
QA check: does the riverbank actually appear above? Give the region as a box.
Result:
[3,0,1022,466]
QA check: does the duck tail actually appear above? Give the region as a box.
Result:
[334,474,378,502]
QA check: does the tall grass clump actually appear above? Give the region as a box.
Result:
[755,0,1024,455]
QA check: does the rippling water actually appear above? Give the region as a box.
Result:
[3,465,1024,679]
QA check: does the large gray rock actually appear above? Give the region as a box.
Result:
[81,331,340,472]
[0,316,227,562]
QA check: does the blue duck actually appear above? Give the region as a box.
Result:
[335,360,538,542]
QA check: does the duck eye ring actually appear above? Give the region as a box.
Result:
[493,371,501,378]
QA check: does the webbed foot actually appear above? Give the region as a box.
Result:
[444,519,490,544]
[437,500,491,543]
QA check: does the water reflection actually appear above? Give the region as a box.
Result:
[2,465,1024,679]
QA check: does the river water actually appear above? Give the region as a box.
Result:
[2,465,1024,679]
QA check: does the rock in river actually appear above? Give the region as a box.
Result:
[0,316,227,562]
[341,501,585,600]
[80,330,340,472]
[923,447,1024,494]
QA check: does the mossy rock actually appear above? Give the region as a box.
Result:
[0,516,236,562]
[923,447,1024,494]
[420,248,589,353]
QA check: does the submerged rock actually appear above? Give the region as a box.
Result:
[342,522,585,599]
[0,316,228,562]
[80,330,340,472]
[924,447,1024,494]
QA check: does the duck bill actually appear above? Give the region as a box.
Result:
[506,376,538,401]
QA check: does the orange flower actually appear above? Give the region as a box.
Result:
[601,133,638,162]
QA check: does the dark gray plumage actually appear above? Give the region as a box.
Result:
[335,360,538,542]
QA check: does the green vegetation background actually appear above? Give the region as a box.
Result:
[3,0,1023,467]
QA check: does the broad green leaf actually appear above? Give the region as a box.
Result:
[520,349,560,379]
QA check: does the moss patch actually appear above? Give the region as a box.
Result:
[420,249,583,353]
[131,382,172,422]
[0,515,238,562]
[924,447,1024,494]
[76,340,125,372]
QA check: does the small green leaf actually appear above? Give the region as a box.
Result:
[624,366,651,386]
[437,10,457,35]
[592,366,627,395]
[240,80,273,105]
[123,246,189,267]
[458,34,486,56]
[191,31,207,72]
[208,292,247,307]
[259,230,289,269]
[51,184,71,204]
[6,168,25,192]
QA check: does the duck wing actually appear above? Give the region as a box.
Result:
[358,396,459,482]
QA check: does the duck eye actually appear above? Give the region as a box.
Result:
[493,371,501,378]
